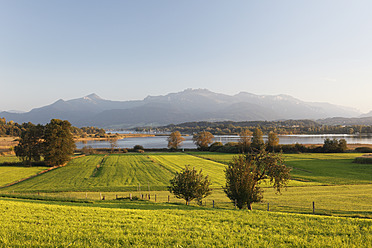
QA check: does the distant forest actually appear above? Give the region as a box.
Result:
[0,118,105,138]
[3,117,372,137]
[134,120,372,135]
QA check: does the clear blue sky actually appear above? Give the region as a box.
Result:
[1,1,372,112]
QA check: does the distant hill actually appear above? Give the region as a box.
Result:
[319,117,372,126]
[0,89,362,128]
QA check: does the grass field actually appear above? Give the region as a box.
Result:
[189,152,372,185]
[0,152,371,247]
[0,156,47,187]
[1,153,227,192]
[0,197,370,247]
[1,152,371,218]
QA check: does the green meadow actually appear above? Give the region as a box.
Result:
[0,152,371,246]
[0,156,47,187]
[0,197,370,247]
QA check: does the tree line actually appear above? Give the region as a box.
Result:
[0,117,106,138]
[168,128,348,153]
[137,120,372,135]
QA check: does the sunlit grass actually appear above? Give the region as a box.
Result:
[0,197,370,247]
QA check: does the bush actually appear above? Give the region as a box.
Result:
[353,156,372,164]
[133,145,144,151]
[122,148,128,153]
[279,143,309,153]
[354,147,372,153]
[137,149,145,153]
[209,142,223,152]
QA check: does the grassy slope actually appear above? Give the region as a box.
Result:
[1,152,371,217]
[0,156,47,187]
[149,154,226,188]
[2,153,371,192]
[0,197,370,247]
[2,153,225,192]
[285,153,372,184]
[190,152,372,185]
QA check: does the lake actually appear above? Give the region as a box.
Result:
[76,134,372,149]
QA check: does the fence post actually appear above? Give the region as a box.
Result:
[149,194,151,200]
[213,200,215,208]
[155,194,157,202]
[267,203,270,211]
[235,199,237,209]
[116,194,118,200]
[130,193,132,200]
[313,201,315,214]
[86,192,88,200]
[100,192,102,200]
[168,195,170,203]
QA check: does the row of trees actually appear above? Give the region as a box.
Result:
[139,120,372,135]
[15,119,75,166]
[168,150,291,210]
[167,128,279,152]
[0,117,106,139]
[168,128,348,153]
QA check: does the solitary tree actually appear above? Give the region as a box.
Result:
[251,127,265,151]
[224,150,290,210]
[43,119,76,166]
[193,131,214,150]
[109,137,119,153]
[168,165,212,205]
[14,123,44,166]
[266,131,279,151]
[167,131,185,150]
[238,129,252,153]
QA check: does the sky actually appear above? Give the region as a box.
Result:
[1,1,372,113]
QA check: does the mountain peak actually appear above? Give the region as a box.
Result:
[84,93,103,101]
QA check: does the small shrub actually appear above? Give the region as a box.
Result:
[353,156,372,164]
[122,148,128,153]
[137,149,145,153]
[354,147,372,153]
[209,142,223,152]
[216,142,240,153]
[134,145,144,151]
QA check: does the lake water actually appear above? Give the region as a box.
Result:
[76,134,372,149]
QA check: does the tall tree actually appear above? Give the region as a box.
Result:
[266,131,279,151]
[192,131,214,150]
[251,127,265,151]
[238,129,252,153]
[14,123,44,166]
[168,165,212,205]
[43,119,76,166]
[224,150,290,210]
[167,131,185,150]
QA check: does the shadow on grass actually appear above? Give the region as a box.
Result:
[0,193,213,211]
[0,161,49,167]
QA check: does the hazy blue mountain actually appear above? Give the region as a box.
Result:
[0,89,362,128]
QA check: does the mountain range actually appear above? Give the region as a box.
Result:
[0,89,367,128]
